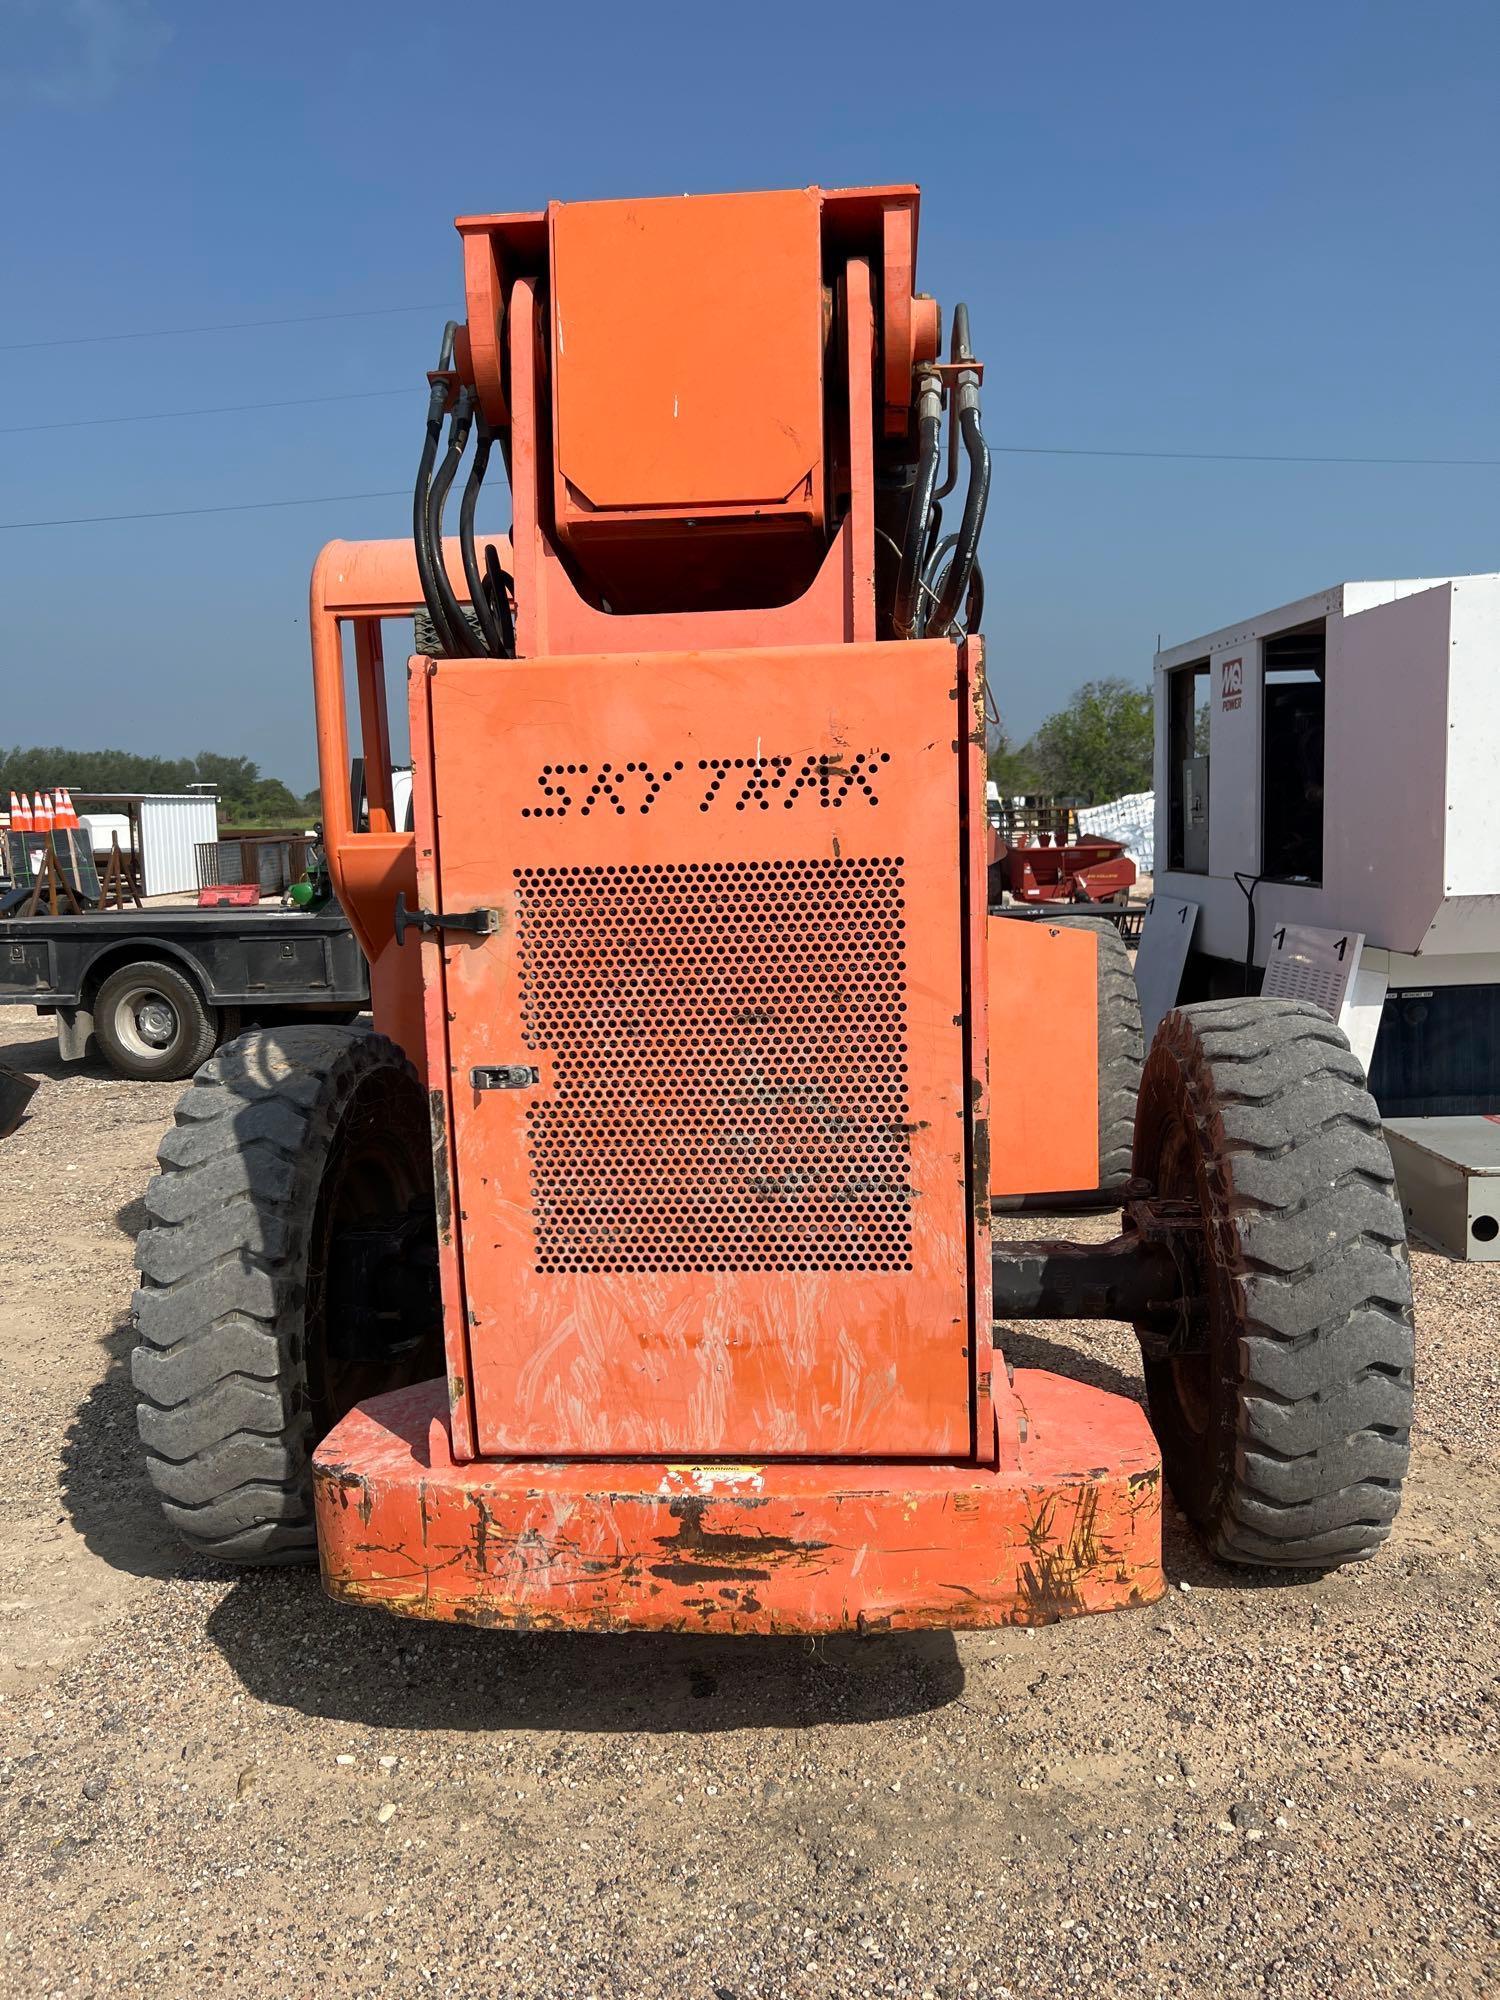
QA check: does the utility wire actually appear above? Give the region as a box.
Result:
[995,444,1500,468]
[1,442,1495,533]
[0,386,410,436]
[0,302,452,353]
[0,490,407,531]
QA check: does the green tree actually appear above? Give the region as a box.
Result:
[1027,677,1153,804]
[191,752,263,820]
[986,728,1040,797]
[245,777,307,823]
[0,745,309,826]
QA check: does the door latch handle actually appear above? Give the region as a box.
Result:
[393,891,498,947]
[470,1065,540,1091]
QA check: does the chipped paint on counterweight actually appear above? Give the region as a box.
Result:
[312,1369,1164,1634]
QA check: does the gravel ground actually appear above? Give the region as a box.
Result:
[0,1008,1496,1999]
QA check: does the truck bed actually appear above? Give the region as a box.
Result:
[0,905,367,1010]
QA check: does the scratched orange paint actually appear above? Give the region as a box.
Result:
[303,183,1165,1636]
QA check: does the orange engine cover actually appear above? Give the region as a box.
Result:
[412,640,985,1462]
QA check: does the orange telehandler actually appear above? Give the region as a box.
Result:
[131,185,1415,1631]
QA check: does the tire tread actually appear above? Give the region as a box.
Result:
[1134,999,1414,1570]
[131,1025,413,1564]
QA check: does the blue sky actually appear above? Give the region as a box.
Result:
[2,0,1497,790]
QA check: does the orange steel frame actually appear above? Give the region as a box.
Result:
[307,185,1162,1632]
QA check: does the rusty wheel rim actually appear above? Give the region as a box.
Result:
[1154,1114,1213,1437]
[305,1070,432,1438]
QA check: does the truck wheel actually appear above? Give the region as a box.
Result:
[94,960,217,1081]
[1053,915,1143,1193]
[1130,998,1414,1569]
[131,1026,443,1564]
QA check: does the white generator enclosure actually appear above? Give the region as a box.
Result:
[1152,575,1500,1257]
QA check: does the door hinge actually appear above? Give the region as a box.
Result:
[393,891,498,947]
[470,1065,540,1091]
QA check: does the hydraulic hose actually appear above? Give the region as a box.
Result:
[932,305,968,504]
[916,532,960,637]
[893,372,943,641]
[926,402,991,637]
[483,543,516,658]
[413,379,456,655]
[965,561,985,638]
[413,322,465,657]
[426,385,479,656]
[459,419,508,658]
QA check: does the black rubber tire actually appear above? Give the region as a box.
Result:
[1131,998,1414,1569]
[1052,915,1143,1193]
[93,959,217,1082]
[131,1026,441,1565]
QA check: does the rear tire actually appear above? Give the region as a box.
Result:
[94,959,216,1081]
[1052,915,1143,1194]
[1130,998,1414,1569]
[131,1026,442,1564]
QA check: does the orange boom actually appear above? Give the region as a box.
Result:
[131,186,1415,1633]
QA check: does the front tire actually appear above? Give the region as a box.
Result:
[131,1026,443,1564]
[1130,998,1414,1569]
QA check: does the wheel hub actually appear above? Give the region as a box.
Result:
[135,998,177,1047]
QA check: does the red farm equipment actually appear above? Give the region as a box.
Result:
[992,831,1136,908]
[130,185,1415,1632]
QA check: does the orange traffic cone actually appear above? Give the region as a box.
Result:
[14,792,33,833]
[35,791,54,835]
[6,790,21,830]
[58,787,79,829]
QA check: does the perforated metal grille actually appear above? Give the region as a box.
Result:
[514,859,912,1273]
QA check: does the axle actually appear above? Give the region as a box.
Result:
[991,1201,1208,1360]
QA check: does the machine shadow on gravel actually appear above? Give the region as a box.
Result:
[60,1320,194,1583]
[999,1325,1146,1408]
[60,1316,967,1729]
[0,1027,85,1080]
[203,1574,966,1734]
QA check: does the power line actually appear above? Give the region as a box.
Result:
[0,386,411,436]
[1,439,1495,533]
[0,490,407,531]
[996,443,1500,468]
[0,303,451,353]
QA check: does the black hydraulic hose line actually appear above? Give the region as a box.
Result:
[933,303,972,503]
[426,386,479,655]
[413,321,462,655]
[921,498,944,588]
[916,532,961,637]
[893,373,943,640]
[413,378,456,654]
[928,402,991,637]
[965,561,985,638]
[483,544,516,658]
[459,420,507,658]
[927,303,990,637]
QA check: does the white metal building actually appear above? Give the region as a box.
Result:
[137,795,220,895]
[75,792,221,897]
